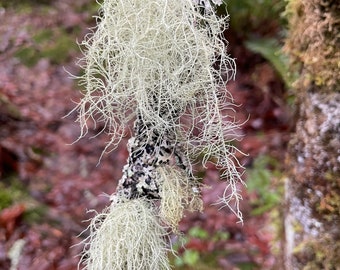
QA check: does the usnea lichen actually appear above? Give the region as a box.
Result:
[74,0,244,219]
[75,0,243,269]
[80,199,170,270]
[75,0,239,160]
[158,165,203,232]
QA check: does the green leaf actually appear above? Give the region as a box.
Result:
[245,38,295,87]
[183,250,200,266]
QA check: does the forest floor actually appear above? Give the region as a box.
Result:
[0,1,291,269]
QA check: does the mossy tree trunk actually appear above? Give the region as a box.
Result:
[284,1,340,269]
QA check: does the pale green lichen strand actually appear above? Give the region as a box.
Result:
[76,1,244,269]
[75,0,236,146]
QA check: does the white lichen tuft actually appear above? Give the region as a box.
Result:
[80,199,171,270]
[158,166,203,232]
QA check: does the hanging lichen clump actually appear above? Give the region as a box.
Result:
[73,0,243,269]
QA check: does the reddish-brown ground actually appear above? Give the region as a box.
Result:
[0,1,290,269]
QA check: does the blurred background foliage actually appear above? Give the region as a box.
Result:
[225,0,294,87]
[246,155,283,216]
[226,0,287,34]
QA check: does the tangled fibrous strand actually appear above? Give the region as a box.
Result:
[75,0,244,221]
[80,199,171,270]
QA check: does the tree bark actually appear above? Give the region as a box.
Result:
[284,1,340,269]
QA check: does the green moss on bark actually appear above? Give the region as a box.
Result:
[285,0,340,91]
